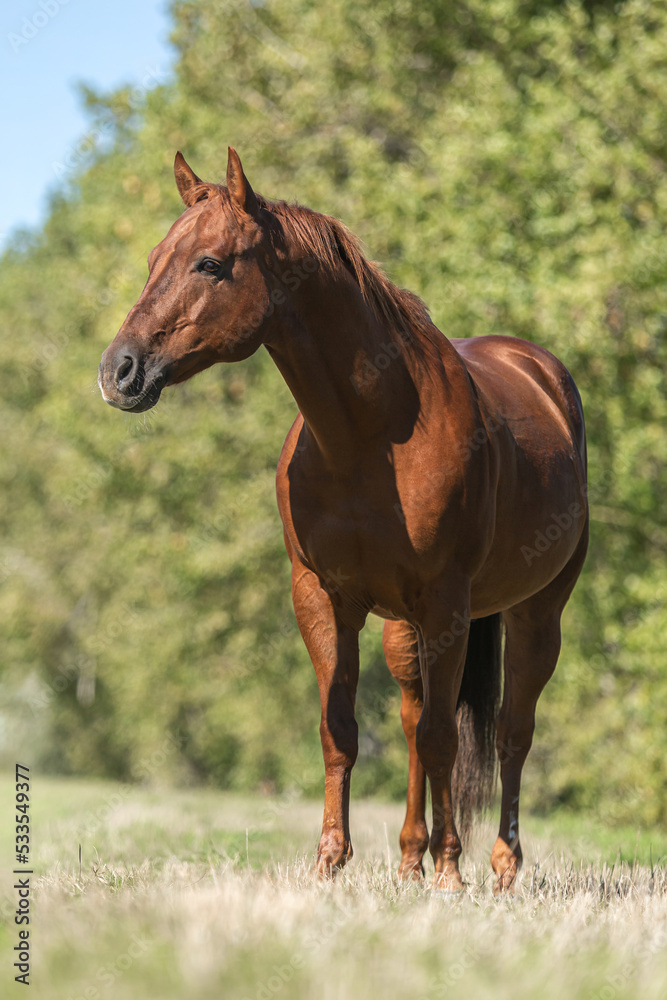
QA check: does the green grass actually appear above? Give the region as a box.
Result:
[2,774,667,999]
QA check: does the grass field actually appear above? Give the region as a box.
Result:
[2,774,667,999]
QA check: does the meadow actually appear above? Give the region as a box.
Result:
[2,774,666,1000]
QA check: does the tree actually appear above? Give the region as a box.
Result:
[1,0,665,822]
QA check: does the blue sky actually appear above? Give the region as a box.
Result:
[0,0,175,250]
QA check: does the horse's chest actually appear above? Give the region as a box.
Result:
[288,491,435,616]
[295,498,399,564]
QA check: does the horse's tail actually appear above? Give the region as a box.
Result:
[452,612,503,848]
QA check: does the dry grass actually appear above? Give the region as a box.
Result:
[1,775,667,999]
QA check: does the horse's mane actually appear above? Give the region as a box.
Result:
[206,182,440,345]
[261,196,439,342]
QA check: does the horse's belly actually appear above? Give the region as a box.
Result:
[470,480,587,615]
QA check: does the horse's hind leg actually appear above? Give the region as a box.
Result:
[492,533,588,894]
[492,607,559,893]
[383,620,429,879]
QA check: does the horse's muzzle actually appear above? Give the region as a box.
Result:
[98,343,165,413]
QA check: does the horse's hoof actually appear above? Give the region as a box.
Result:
[432,887,465,901]
[492,870,519,897]
[398,862,425,883]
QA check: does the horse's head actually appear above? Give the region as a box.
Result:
[98,148,277,412]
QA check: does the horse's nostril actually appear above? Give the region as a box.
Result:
[116,356,135,388]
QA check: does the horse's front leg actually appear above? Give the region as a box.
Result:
[417,583,471,893]
[292,559,360,876]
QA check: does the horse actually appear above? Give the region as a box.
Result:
[98,147,588,893]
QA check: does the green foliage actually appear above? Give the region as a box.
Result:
[1,0,666,823]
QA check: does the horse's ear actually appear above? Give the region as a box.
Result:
[226,147,259,219]
[174,151,205,207]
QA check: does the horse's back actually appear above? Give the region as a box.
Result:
[451,334,586,463]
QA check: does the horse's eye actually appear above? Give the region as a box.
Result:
[200,258,220,273]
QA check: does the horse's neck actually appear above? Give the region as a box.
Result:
[264,264,449,470]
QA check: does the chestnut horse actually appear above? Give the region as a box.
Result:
[99,148,588,893]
